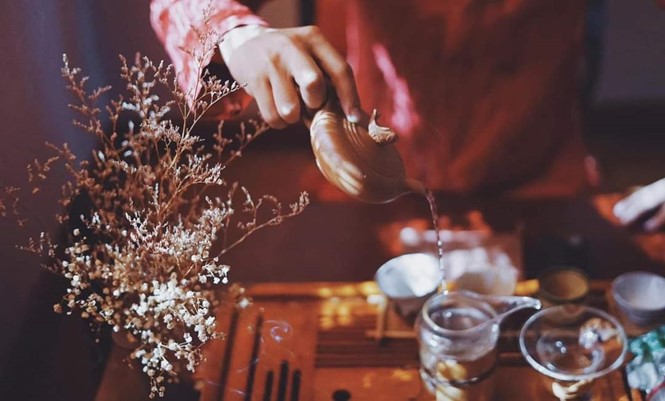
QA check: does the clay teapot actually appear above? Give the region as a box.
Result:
[306,99,425,203]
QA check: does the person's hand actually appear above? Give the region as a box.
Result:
[613,178,665,231]
[220,25,361,129]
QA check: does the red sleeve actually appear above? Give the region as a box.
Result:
[150,0,268,114]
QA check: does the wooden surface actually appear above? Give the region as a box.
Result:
[192,281,651,401]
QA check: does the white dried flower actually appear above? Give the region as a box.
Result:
[4,42,309,399]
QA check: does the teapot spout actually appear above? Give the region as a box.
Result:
[405,177,427,196]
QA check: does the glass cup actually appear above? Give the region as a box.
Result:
[416,291,540,401]
[519,305,628,400]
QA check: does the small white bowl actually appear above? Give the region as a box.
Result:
[611,271,665,325]
[374,253,443,317]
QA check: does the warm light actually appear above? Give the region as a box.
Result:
[359,281,380,296]
[515,279,539,296]
[390,369,416,381]
[338,284,358,297]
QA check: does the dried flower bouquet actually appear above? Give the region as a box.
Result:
[1,51,308,397]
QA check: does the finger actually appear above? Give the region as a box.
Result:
[613,196,641,225]
[305,27,362,122]
[645,204,665,232]
[268,63,301,124]
[612,197,630,217]
[249,79,287,129]
[614,181,665,224]
[287,53,326,110]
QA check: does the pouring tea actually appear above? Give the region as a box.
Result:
[306,98,448,275]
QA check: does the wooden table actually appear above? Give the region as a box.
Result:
[192,280,656,401]
[87,192,665,401]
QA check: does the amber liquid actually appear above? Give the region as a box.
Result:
[420,304,498,401]
[425,190,446,283]
[433,351,497,401]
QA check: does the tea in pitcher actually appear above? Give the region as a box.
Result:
[417,291,540,401]
[417,294,499,401]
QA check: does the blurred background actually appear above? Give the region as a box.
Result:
[0,0,664,399]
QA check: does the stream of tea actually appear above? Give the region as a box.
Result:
[425,189,446,284]
[418,194,500,401]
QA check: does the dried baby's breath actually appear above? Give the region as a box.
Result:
[1,42,308,398]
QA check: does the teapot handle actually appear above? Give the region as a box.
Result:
[301,85,340,128]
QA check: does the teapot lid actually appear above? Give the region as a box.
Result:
[338,109,406,177]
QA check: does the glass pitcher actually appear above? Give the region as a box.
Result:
[416,290,541,401]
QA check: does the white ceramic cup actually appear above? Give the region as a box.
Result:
[375,253,444,316]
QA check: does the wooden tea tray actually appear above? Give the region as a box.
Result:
[193,281,649,401]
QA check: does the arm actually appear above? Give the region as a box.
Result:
[150,0,268,118]
[151,0,361,128]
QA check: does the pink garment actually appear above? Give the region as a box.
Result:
[150,0,267,100]
[151,0,588,197]
[345,0,588,197]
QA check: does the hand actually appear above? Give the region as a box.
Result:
[220,25,361,129]
[613,178,665,231]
